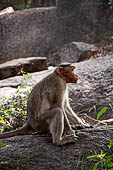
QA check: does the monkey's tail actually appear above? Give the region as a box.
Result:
[0,121,34,139]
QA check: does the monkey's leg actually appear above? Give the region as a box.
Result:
[50,108,78,145]
[37,108,77,145]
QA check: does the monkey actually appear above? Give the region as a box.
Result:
[0,63,90,145]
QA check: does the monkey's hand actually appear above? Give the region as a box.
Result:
[71,124,93,130]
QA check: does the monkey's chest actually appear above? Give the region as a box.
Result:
[41,94,51,113]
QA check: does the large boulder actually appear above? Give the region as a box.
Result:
[0,7,57,64]
[0,57,48,80]
[56,0,113,45]
[0,0,113,64]
[52,42,98,65]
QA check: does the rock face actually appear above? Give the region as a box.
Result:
[0,0,113,64]
[0,57,48,80]
[56,0,113,44]
[69,55,113,120]
[52,42,98,65]
[0,126,113,170]
[0,7,56,64]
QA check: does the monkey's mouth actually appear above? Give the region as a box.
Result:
[67,79,78,83]
[73,80,78,83]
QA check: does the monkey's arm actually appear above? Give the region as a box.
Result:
[64,97,90,128]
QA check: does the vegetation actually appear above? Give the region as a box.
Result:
[0,0,32,11]
[87,140,113,170]
[0,70,34,133]
[15,0,31,10]
[87,106,113,170]
[108,0,113,9]
[96,104,113,120]
[0,0,113,11]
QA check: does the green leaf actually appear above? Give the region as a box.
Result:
[109,36,113,41]
[0,120,6,124]
[106,154,113,159]
[0,142,6,147]
[106,161,113,168]
[108,140,113,149]
[19,152,23,157]
[34,152,39,157]
[87,155,98,159]
[0,161,8,164]
[87,153,106,160]
[97,107,108,120]
[109,104,113,109]
[92,162,100,170]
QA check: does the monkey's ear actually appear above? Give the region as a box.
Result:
[70,66,75,71]
[57,67,63,75]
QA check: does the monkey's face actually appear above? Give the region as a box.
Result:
[57,65,78,84]
[63,66,78,83]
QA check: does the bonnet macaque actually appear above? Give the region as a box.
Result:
[0,63,89,145]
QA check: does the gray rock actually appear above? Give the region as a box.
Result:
[56,0,113,44]
[0,7,57,64]
[0,57,48,80]
[52,42,98,65]
[0,126,113,170]
[0,0,113,64]
[69,55,113,120]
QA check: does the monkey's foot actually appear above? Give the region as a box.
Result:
[53,135,78,146]
[64,129,76,137]
[72,124,93,130]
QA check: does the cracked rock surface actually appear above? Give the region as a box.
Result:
[0,126,113,170]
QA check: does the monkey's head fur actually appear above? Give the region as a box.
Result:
[56,63,78,84]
